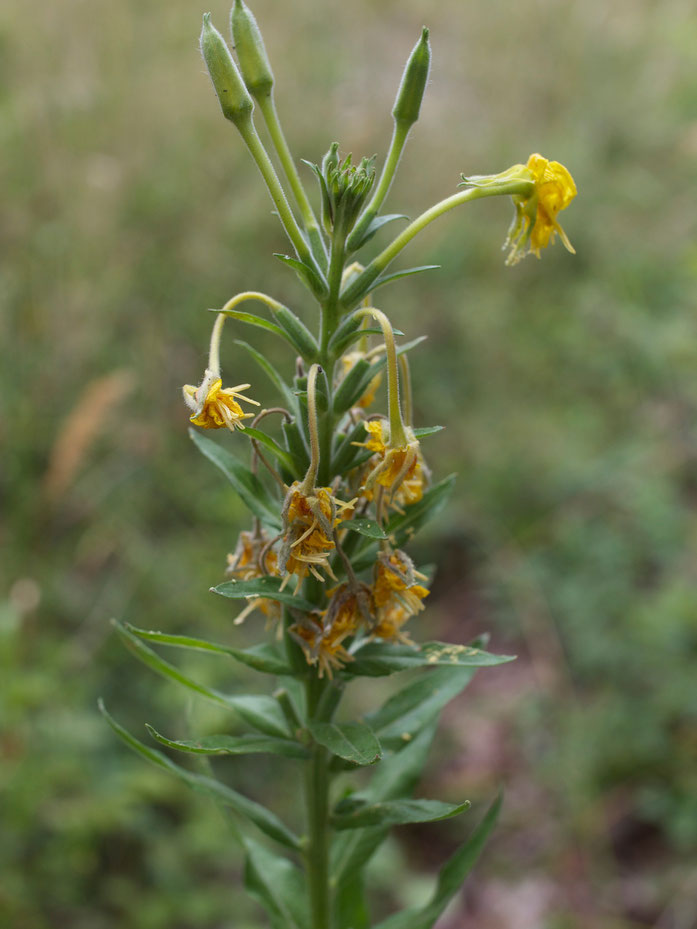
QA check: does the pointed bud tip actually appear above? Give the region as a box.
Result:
[421,27,430,40]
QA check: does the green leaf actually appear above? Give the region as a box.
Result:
[351,213,408,250]
[348,640,515,677]
[243,837,309,929]
[125,624,292,675]
[113,622,289,737]
[274,253,328,299]
[371,265,440,293]
[309,721,382,766]
[270,304,319,361]
[412,425,443,439]
[332,797,470,830]
[213,307,287,339]
[385,473,456,546]
[371,793,502,929]
[339,518,388,540]
[99,701,300,850]
[145,725,308,760]
[242,425,296,473]
[234,339,296,407]
[212,576,317,613]
[366,665,475,746]
[334,873,371,929]
[331,325,404,357]
[189,429,282,529]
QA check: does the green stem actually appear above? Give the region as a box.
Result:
[304,673,332,929]
[346,119,411,251]
[257,93,328,267]
[237,119,323,277]
[340,181,532,309]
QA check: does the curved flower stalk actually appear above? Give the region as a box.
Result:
[104,8,577,929]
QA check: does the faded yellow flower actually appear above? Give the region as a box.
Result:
[279,483,355,588]
[183,370,259,431]
[356,419,421,502]
[506,153,577,265]
[371,549,429,642]
[225,529,281,626]
[289,583,372,677]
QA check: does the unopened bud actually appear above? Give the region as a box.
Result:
[230,0,274,99]
[392,27,431,128]
[200,13,254,126]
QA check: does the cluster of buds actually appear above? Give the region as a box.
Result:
[316,144,377,235]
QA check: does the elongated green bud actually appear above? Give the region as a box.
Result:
[200,13,253,126]
[230,0,274,99]
[392,27,431,127]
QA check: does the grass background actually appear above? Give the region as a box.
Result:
[2,0,696,926]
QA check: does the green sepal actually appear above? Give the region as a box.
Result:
[242,837,309,929]
[145,725,309,760]
[332,419,372,476]
[234,339,296,407]
[348,640,515,677]
[213,307,286,339]
[333,358,373,414]
[371,793,503,929]
[365,665,475,747]
[339,518,388,540]
[189,429,282,529]
[274,252,328,299]
[332,797,470,830]
[349,213,408,251]
[371,264,440,294]
[212,576,317,613]
[269,304,319,361]
[282,420,310,475]
[113,621,290,736]
[308,720,382,766]
[242,425,296,473]
[123,623,292,675]
[98,701,300,850]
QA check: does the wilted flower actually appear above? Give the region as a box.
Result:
[226,529,281,626]
[371,549,429,642]
[358,419,422,501]
[289,582,372,677]
[183,369,259,431]
[279,483,355,588]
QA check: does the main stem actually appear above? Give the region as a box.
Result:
[305,674,331,929]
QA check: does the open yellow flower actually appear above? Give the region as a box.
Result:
[505,153,577,265]
[182,369,259,432]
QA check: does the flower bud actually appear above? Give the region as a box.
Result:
[320,147,376,233]
[392,27,431,128]
[230,0,274,99]
[200,13,254,126]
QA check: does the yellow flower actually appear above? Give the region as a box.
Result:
[183,370,259,431]
[225,529,281,626]
[505,153,577,265]
[371,549,429,642]
[279,483,355,588]
[356,419,421,502]
[289,583,372,677]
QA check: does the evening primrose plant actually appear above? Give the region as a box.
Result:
[100,3,577,927]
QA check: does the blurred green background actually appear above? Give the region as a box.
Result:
[2,0,697,926]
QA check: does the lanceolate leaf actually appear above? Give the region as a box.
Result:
[241,425,296,473]
[189,429,282,529]
[309,721,382,766]
[125,624,292,675]
[371,793,503,929]
[274,253,327,299]
[99,701,300,850]
[212,577,317,613]
[386,473,456,547]
[371,264,441,292]
[351,213,408,250]
[234,339,296,407]
[145,725,309,760]
[339,518,388,540]
[332,797,470,830]
[243,837,309,929]
[113,622,289,737]
[214,307,286,339]
[348,641,515,677]
[366,665,475,746]
[412,425,443,439]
